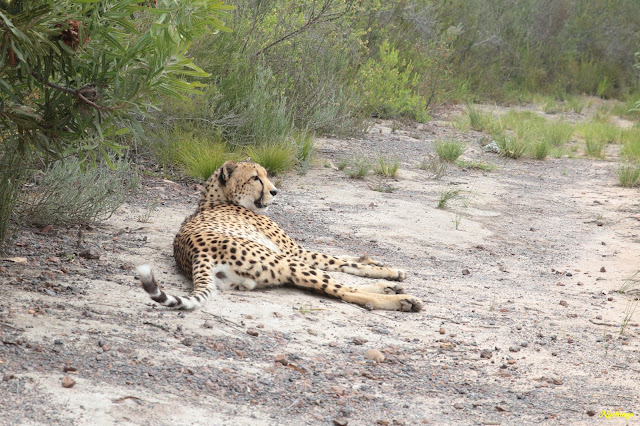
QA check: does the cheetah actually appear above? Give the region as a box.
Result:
[137,160,423,312]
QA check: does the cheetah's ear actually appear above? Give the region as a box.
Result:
[219,161,237,184]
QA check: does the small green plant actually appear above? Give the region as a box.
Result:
[532,140,550,160]
[436,189,460,209]
[137,199,159,223]
[295,130,315,175]
[246,142,297,175]
[435,140,465,162]
[584,137,607,159]
[174,137,231,180]
[466,104,501,133]
[372,184,398,193]
[619,298,639,336]
[621,129,640,162]
[337,159,350,171]
[544,122,574,146]
[419,157,448,179]
[455,160,496,171]
[617,164,640,187]
[454,212,462,230]
[495,134,527,159]
[347,159,371,179]
[566,96,588,114]
[542,98,560,114]
[375,157,400,177]
[17,158,139,226]
[618,271,640,295]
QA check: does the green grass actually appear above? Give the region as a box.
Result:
[337,158,349,171]
[436,189,461,209]
[576,121,621,144]
[418,157,447,179]
[617,164,640,187]
[455,159,496,171]
[531,140,550,160]
[435,140,465,162]
[495,134,528,159]
[543,122,574,146]
[584,137,607,159]
[466,105,501,134]
[167,133,232,180]
[565,96,589,114]
[621,128,640,162]
[295,130,315,175]
[347,159,371,179]
[245,142,297,175]
[375,157,399,177]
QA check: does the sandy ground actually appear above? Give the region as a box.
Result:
[1,112,639,425]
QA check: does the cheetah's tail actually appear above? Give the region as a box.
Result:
[137,264,207,310]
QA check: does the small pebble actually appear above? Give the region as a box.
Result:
[559,300,568,307]
[480,350,492,359]
[439,327,445,335]
[600,267,606,272]
[246,329,259,337]
[61,376,76,388]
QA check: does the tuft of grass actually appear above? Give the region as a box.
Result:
[245,142,297,175]
[617,164,640,187]
[174,137,231,180]
[544,122,574,146]
[419,156,447,179]
[435,140,465,162]
[542,98,560,114]
[565,96,588,114]
[584,137,607,159]
[466,105,501,134]
[455,159,496,171]
[576,121,621,145]
[375,157,399,177]
[295,130,315,175]
[436,189,460,209]
[337,159,349,171]
[531,140,550,160]
[372,184,397,193]
[347,159,371,179]
[495,134,527,159]
[621,128,640,162]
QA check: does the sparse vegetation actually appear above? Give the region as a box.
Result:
[419,157,448,179]
[436,189,461,210]
[347,159,372,180]
[375,157,400,177]
[455,160,496,171]
[372,184,398,193]
[617,164,640,187]
[435,140,465,162]
[246,142,298,176]
[584,137,607,159]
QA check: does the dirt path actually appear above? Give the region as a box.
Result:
[1,116,639,425]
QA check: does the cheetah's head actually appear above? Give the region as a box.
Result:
[202,160,278,213]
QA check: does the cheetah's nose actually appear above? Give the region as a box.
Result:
[270,188,278,196]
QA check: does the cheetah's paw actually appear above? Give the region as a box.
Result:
[399,296,423,312]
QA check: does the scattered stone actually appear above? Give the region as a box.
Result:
[600,267,606,273]
[495,405,508,412]
[439,327,446,335]
[454,403,464,410]
[272,312,282,318]
[587,410,596,417]
[520,341,529,348]
[41,225,54,233]
[566,272,573,277]
[181,338,193,346]
[480,349,492,359]
[246,329,259,337]
[577,282,584,286]
[559,300,568,307]
[203,320,214,329]
[597,221,604,227]
[79,248,100,260]
[3,373,15,382]
[333,418,348,426]
[462,269,470,275]
[607,297,614,302]
[556,282,565,286]
[509,346,520,353]
[274,354,289,366]
[365,349,385,363]
[352,337,367,345]
[61,376,76,388]
[63,365,77,373]
[552,378,563,385]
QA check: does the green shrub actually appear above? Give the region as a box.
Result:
[347,159,371,179]
[544,122,574,146]
[358,41,429,122]
[531,140,550,160]
[495,134,528,159]
[419,157,448,179]
[17,158,139,226]
[435,140,465,162]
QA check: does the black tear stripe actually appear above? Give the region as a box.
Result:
[218,168,226,186]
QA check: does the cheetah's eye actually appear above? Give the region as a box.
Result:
[252,176,260,181]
